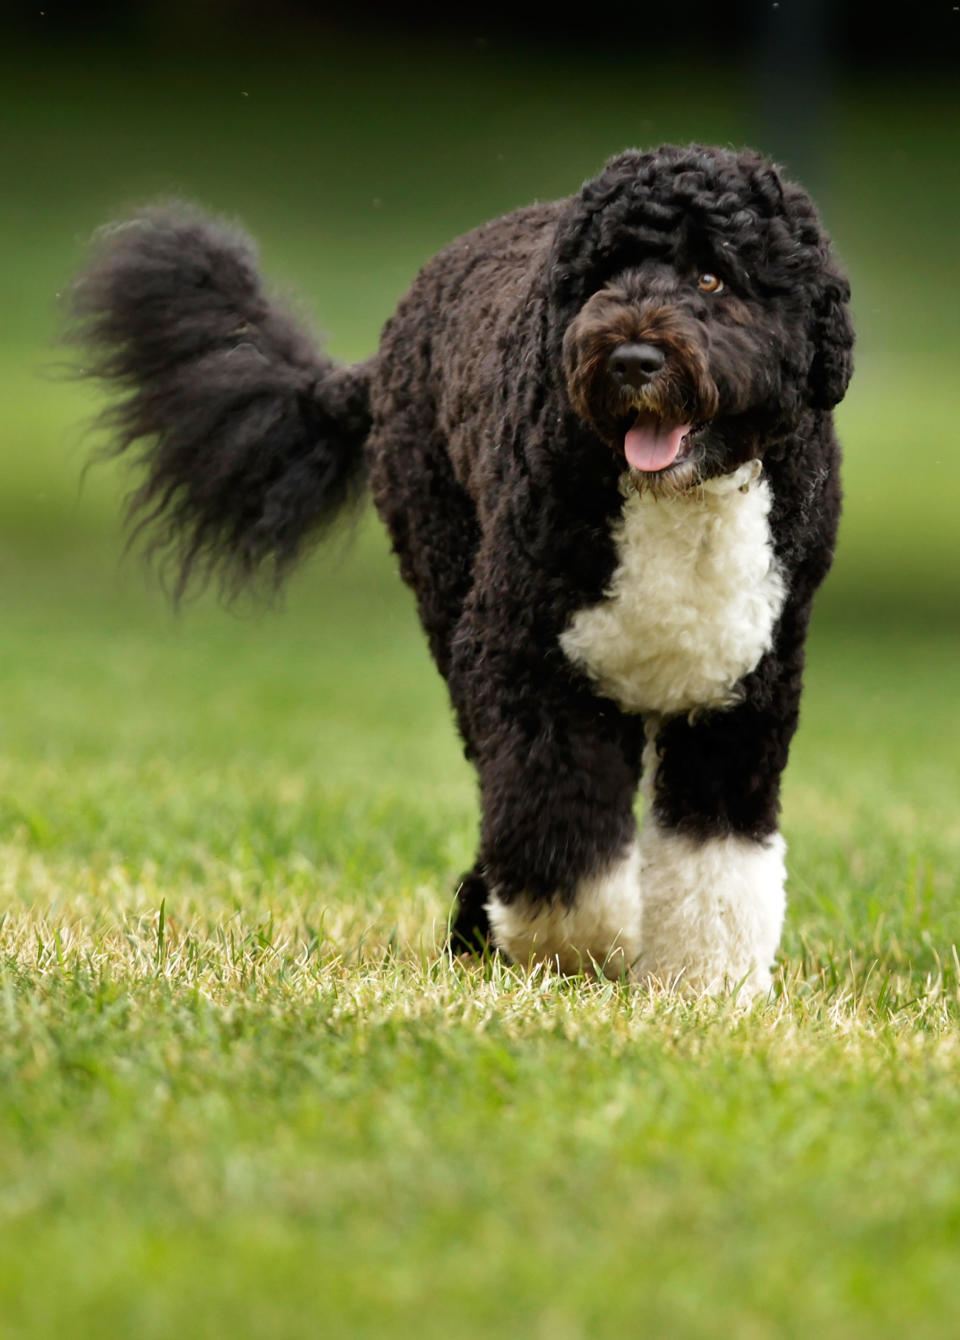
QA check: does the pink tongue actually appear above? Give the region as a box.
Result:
[624,421,691,472]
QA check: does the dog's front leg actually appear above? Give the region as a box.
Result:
[634,634,808,999]
[448,608,645,980]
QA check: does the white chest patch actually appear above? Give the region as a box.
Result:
[560,462,786,717]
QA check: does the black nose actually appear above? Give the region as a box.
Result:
[607,343,666,389]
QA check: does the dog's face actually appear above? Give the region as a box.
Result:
[553,145,853,495]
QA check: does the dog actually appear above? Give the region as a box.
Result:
[67,143,853,996]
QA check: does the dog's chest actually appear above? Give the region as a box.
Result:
[560,464,786,717]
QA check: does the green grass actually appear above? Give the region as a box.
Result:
[2,29,960,1339]
[2,543,959,1338]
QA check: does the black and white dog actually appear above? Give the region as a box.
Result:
[68,143,853,995]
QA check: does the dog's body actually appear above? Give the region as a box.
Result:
[69,144,853,995]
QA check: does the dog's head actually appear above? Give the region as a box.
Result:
[551,145,853,494]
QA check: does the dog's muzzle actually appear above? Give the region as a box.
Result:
[606,342,695,473]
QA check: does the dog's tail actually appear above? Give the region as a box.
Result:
[66,203,372,598]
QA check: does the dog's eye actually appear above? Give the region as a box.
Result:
[697,273,724,294]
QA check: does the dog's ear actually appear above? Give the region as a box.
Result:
[807,259,854,410]
[548,151,648,318]
[775,175,854,412]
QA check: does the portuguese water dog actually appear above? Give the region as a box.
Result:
[67,143,853,995]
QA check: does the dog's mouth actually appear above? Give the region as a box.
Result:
[620,410,705,474]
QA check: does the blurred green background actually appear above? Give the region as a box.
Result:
[0,3,958,846]
[2,2,958,626]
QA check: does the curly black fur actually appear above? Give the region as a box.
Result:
[69,144,853,986]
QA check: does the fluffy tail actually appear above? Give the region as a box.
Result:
[66,203,372,597]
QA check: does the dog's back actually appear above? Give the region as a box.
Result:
[370,200,565,516]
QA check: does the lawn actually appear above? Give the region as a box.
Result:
[2,556,959,1338]
[1,29,959,1339]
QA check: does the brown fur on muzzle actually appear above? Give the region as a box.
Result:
[562,290,720,450]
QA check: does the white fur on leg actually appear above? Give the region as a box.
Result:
[637,821,786,998]
[486,840,642,979]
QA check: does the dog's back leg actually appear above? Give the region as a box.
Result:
[366,423,494,951]
[446,868,492,957]
[368,425,480,685]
